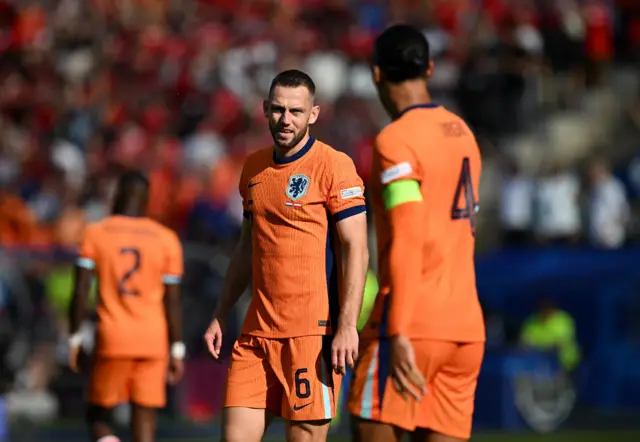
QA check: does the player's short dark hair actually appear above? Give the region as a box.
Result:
[269,69,316,97]
[373,24,430,83]
[112,169,149,215]
[117,169,149,190]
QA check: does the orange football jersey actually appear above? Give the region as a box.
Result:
[362,104,485,342]
[239,137,366,338]
[77,215,183,357]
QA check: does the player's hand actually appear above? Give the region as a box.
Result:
[331,325,359,375]
[204,318,224,359]
[390,334,426,401]
[167,357,184,385]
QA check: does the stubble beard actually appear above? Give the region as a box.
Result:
[270,123,309,150]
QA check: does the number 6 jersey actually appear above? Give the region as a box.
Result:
[362,104,485,342]
[238,137,366,338]
[77,216,183,358]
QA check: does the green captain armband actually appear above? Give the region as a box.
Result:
[382,180,423,210]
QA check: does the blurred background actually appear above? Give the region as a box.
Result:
[0,0,639,440]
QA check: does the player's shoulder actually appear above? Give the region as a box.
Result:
[313,139,355,167]
[375,113,415,151]
[434,106,475,137]
[239,146,272,186]
[243,146,272,171]
[81,220,104,239]
[144,218,180,245]
[85,215,129,234]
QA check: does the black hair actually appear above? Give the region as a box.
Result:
[112,170,149,215]
[373,24,431,83]
[116,170,149,190]
[269,69,316,97]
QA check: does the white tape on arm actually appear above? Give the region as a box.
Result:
[68,333,84,348]
[171,342,186,360]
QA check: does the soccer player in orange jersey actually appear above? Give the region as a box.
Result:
[68,171,185,442]
[347,25,485,442]
[204,70,369,442]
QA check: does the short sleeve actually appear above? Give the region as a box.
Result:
[163,232,184,285]
[76,225,97,270]
[327,153,366,221]
[375,130,421,185]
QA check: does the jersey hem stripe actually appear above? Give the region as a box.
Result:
[334,205,366,222]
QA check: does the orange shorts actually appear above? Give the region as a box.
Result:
[88,357,168,408]
[347,339,484,439]
[224,334,341,421]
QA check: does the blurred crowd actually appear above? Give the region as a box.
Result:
[499,155,638,249]
[0,0,640,424]
[0,0,638,253]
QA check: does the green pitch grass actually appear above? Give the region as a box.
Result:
[147,431,640,442]
[18,420,640,442]
[272,432,639,442]
[19,429,640,442]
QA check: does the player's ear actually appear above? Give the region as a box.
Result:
[309,105,320,125]
[262,100,269,118]
[426,60,435,79]
[372,65,382,84]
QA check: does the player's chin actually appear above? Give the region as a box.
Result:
[274,132,297,147]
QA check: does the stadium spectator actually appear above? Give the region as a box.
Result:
[0,0,577,249]
[493,16,531,133]
[539,0,586,109]
[520,297,581,374]
[533,163,582,244]
[587,157,630,249]
[582,0,614,88]
[499,159,534,245]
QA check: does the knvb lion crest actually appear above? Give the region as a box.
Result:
[286,174,310,201]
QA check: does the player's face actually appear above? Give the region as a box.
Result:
[264,86,320,149]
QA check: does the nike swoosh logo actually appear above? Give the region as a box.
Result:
[293,402,312,411]
[248,182,261,188]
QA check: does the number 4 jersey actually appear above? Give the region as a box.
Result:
[362,104,485,342]
[77,215,183,358]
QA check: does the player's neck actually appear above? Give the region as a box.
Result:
[274,133,311,160]
[113,206,144,218]
[388,82,433,119]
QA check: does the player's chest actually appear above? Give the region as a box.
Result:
[246,168,327,221]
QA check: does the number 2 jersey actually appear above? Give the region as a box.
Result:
[77,215,183,358]
[361,104,485,343]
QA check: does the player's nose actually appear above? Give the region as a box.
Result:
[280,110,294,125]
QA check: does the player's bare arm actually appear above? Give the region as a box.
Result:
[332,211,369,375]
[68,264,92,372]
[205,219,252,359]
[385,179,427,400]
[164,282,185,384]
